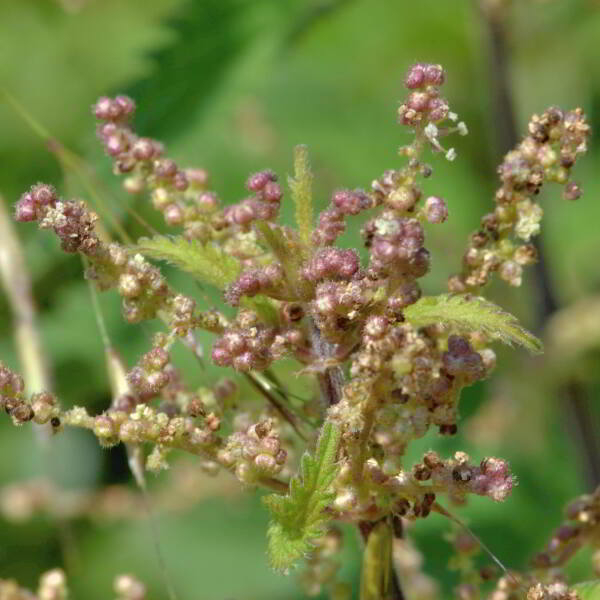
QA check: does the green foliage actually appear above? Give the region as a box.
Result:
[574,581,600,600]
[136,235,241,290]
[288,144,314,250]
[403,293,543,354]
[263,421,341,572]
[124,0,254,141]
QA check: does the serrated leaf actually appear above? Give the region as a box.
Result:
[136,235,241,290]
[124,0,254,141]
[403,294,543,354]
[288,145,314,249]
[263,421,341,572]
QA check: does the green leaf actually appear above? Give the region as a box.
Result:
[574,581,600,600]
[288,145,314,249]
[136,235,241,290]
[403,293,543,354]
[263,421,341,572]
[124,0,255,141]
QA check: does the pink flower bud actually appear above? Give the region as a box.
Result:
[424,64,445,86]
[93,97,113,120]
[164,204,184,226]
[246,170,276,192]
[114,95,136,116]
[105,135,124,156]
[404,63,426,89]
[132,138,156,161]
[424,195,448,223]
[14,195,37,222]
[263,181,282,202]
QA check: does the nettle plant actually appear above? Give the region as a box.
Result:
[1,62,596,600]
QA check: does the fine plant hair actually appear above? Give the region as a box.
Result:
[1,62,597,600]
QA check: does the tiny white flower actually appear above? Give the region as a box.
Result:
[424,122,438,140]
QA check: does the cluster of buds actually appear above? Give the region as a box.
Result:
[85,400,220,465]
[451,106,590,291]
[399,62,467,161]
[1,362,59,427]
[415,451,514,503]
[348,325,491,458]
[127,343,171,399]
[222,170,283,228]
[15,184,224,336]
[400,63,448,126]
[310,279,375,343]
[4,61,593,598]
[303,248,360,282]
[224,263,285,306]
[94,96,237,245]
[16,184,100,255]
[212,309,305,371]
[365,213,429,279]
[330,455,437,522]
[212,312,276,372]
[217,419,287,485]
[95,96,187,190]
[312,189,373,246]
[532,486,600,569]
[526,582,578,600]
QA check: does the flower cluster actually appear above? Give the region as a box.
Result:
[532,485,600,570]
[14,184,225,338]
[4,61,592,599]
[217,418,287,484]
[450,106,590,291]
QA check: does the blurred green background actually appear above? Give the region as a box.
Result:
[1,0,600,598]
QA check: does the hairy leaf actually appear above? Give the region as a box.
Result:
[263,421,341,572]
[403,294,543,354]
[288,145,314,250]
[136,235,241,290]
